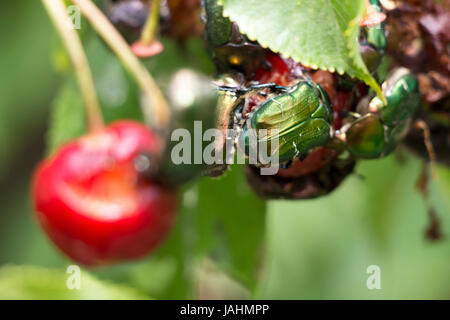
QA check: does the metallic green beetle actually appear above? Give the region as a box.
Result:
[210,0,418,165]
[366,0,387,51]
[360,0,387,72]
[346,68,421,158]
[345,1,420,159]
[240,81,333,163]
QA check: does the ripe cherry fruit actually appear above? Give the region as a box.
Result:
[32,120,177,266]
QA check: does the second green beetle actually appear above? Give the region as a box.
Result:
[345,68,421,159]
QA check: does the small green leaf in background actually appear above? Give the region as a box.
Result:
[220,0,383,98]
[197,166,266,290]
[47,78,86,155]
[0,265,151,300]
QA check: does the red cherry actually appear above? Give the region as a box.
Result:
[254,52,305,86]
[32,120,177,266]
[276,147,339,178]
[254,52,293,86]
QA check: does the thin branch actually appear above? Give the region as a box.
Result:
[42,0,104,132]
[414,119,438,180]
[140,0,161,45]
[71,0,171,132]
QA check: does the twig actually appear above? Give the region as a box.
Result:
[140,0,161,45]
[42,0,104,132]
[414,119,437,180]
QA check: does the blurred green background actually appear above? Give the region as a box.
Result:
[0,1,448,300]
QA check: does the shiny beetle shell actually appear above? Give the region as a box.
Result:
[346,68,420,159]
[242,81,333,163]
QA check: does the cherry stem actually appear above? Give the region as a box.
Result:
[139,0,161,45]
[414,119,438,180]
[42,0,104,133]
[70,0,171,133]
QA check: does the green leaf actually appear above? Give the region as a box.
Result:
[0,265,151,299]
[197,166,266,289]
[220,0,383,98]
[86,37,144,124]
[0,0,59,178]
[47,78,86,154]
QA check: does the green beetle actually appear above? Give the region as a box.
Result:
[344,1,422,159]
[366,0,387,51]
[240,80,333,164]
[345,68,421,158]
[360,0,387,72]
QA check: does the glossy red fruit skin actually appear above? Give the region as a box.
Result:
[32,120,177,266]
